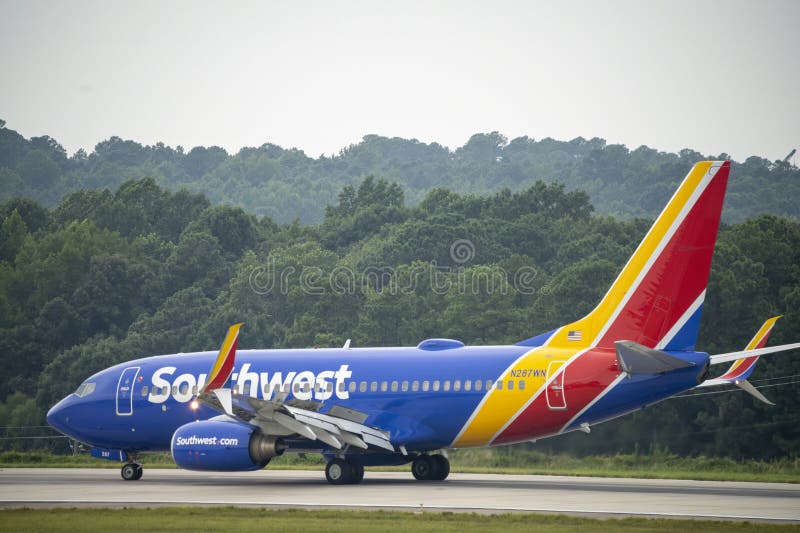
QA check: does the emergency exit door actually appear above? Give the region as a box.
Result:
[546,361,567,410]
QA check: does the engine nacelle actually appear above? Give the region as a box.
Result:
[171,420,284,471]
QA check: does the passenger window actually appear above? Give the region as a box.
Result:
[359,381,367,393]
[180,383,190,395]
[191,386,197,395]
[433,380,440,391]
[172,385,178,395]
[464,380,472,392]
[475,380,483,392]
[371,381,378,392]
[339,382,346,392]
[141,386,148,396]
[486,379,493,391]
[348,382,356,393]
[453,380,461,392]
[263,383,270,395]
[401,381,409,392]
[391,381,399,392]
[443,380,451,392]
[422,380,430,392]
[519,380,526,390]
[412,381,419,392]
[507,380,514,391]
[381,381,388,392]
[293,383,300,394]
[327,382,333,393]
[496,380,503,390]
[241,383,250,395]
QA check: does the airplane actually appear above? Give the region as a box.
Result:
[47,160,800,484]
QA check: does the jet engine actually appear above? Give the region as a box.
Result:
[171,420,284,471]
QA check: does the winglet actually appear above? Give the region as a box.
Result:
[716,316,781,382]
[201,323,244,394]
[702,316,784,405]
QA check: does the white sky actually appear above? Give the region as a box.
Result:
[1,0,798,161]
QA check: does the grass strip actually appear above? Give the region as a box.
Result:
[0,507,797,533]
[2,450,798,483]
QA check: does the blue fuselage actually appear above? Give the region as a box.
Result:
[47,344,708,454]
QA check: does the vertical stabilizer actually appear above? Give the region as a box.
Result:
[547,161,730,350]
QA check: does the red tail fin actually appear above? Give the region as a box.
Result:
[548,161,730,350]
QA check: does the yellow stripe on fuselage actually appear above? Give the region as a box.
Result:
[452,346,576,447]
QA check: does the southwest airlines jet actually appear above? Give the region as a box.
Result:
[47,161,800,484]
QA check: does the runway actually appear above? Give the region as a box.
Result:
[1,468,798,522]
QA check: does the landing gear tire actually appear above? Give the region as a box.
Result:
[412,454,449,481]
[325,459,364,485]
[350,462,364,484]
[432,455,450,481]
[412,454,437,481]
[325,458,353,485]
[121,463,141,481]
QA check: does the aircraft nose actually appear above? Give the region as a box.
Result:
[47,397,72,436]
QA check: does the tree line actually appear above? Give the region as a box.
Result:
[1,119,799,224]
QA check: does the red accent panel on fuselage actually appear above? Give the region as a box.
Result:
[493,348,618,445]
[597,163,729,348]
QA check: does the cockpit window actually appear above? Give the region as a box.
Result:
[74,382,96,397]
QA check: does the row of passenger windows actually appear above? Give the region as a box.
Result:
[144,378,526,397]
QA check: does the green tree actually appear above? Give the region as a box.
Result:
[18,150,60,189]
[0,210,28,261]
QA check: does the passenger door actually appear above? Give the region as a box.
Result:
[116,366,140,416]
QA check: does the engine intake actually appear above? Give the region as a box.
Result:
[171,420,284,471]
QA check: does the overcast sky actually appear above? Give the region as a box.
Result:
[1,0,798,162]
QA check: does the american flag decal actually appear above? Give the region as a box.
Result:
[567,330,582,341]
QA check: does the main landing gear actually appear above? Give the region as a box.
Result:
[324,454,450,484]
[411,454,449,481]
[121,463,143,481]
[325,458,365,485]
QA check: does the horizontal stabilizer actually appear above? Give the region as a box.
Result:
[615,340,695,377]
[699,377,774,405]
[736,379,774,406]
[709,342,800,365]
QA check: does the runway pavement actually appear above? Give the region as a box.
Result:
[1,468,798,522]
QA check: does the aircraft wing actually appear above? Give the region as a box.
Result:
[196,324,394,453]
[201,390,394,452]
